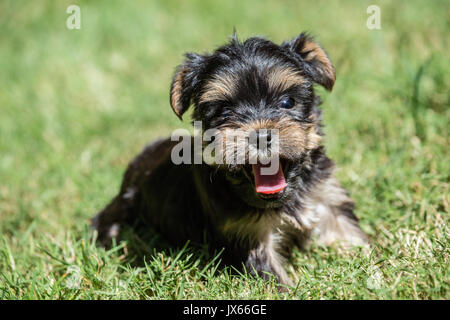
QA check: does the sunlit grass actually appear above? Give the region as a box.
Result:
[0,0,448,299]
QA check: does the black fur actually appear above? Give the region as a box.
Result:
[92,33,367,287]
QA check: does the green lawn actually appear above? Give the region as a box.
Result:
[0,0,448,299]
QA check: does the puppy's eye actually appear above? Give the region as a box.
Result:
[279,97,295,109]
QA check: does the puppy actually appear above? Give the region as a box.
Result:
[92,32,368,286]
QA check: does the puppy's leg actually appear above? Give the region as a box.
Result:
[307,176,369,247]
[222,214,293,286]
[91,193,133,246]
[92,138,176,245]
[245,235,293,287]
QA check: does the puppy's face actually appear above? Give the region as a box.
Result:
[170,33,336,209]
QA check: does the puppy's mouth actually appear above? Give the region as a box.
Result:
[243,159,289,198]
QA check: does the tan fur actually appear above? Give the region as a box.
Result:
[199,73,238,104]
[267,67,306,92]
[240,118,321,151]
[301,39,336,88]
[170,67,189,118]
[215,117,322,166]
[199,67,305,104]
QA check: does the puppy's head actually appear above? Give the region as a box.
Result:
[170,33,335,209]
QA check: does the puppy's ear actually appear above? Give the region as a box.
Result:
[170,53,206,120]
[281,33,336,91]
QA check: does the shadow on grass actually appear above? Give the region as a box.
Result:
[95,221,235,279]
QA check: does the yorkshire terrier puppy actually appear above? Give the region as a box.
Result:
[92,32,368,286]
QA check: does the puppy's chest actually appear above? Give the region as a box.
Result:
[219,207,317,247]
[220,211,278,245]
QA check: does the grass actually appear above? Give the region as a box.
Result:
[0,0,448,299]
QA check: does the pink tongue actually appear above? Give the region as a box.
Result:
[252,163,287,194]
